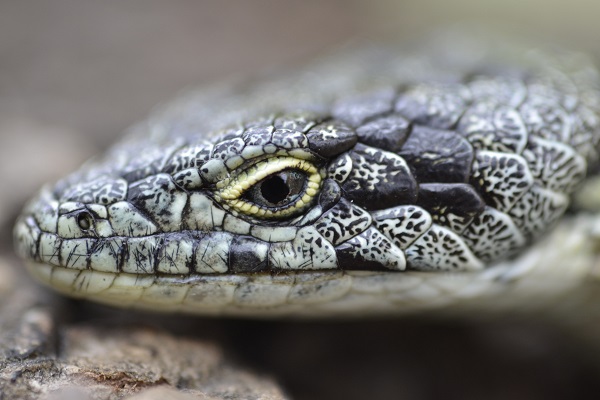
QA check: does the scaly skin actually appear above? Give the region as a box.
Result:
[13,38,600,316]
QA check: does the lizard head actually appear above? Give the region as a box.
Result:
[16,95,497,288]
[14,63,594,313]
[15,109,432,284]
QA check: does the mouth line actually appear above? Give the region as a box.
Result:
[24,259,461,316]
[24,258,513,317]
[24,261,355,314]
[16,214,343,276]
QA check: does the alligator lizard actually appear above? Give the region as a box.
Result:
[13,36,600,317]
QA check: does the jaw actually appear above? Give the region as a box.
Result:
[23,209,595,318]
[25,260,458,317]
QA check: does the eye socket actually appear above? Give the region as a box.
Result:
[216,156,322,219]
[76,212,94,231]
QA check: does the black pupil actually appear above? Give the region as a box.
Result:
[248,169,307,209]
[260,175,290,204]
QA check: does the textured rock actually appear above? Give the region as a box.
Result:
[0,257,287,400]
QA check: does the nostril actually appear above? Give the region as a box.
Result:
[76,212,94,231]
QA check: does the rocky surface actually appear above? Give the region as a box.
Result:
[0,256,288,400]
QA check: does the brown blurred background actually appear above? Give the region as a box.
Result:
[2,1,600,399]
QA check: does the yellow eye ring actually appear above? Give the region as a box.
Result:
[215,156,322,219]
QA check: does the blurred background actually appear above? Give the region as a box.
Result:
[2,1,600,399]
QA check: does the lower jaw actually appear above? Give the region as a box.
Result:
[22,213,599,318]
[25,261,474,317]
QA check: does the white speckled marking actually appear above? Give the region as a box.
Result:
[315,199,372,245]
[405,224,483,271]
[372,206,433,249]
[471,151,534,212]
[269,226,338,270]
[462,207,525,262]
[338,227,407,271]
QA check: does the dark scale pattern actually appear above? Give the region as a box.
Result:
[405,225,482,271]
[317,178,342,212]
[398,125,474,183]
[155,233,194,274]
[342,143,418,210]
[461,207,525,262]
[305,121,357,158]
[416,183,486,234]
[241,125,273,147]
[335,227,405,271]
[62,177,128,205]
[14,42,600,281]
[355,114,410,153]
[521,136,587,194]
[394,83,472,129]
[162,144,206,175]
[507,185,569,239]
[371,206,432,250]
[211,137,245,160]
[315,198,372,246]
[229,236,270,273]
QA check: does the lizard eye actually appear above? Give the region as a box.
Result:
[246,170,306,206]
[216,156,322,219]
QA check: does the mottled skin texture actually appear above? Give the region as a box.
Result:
[13,39,600,316]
